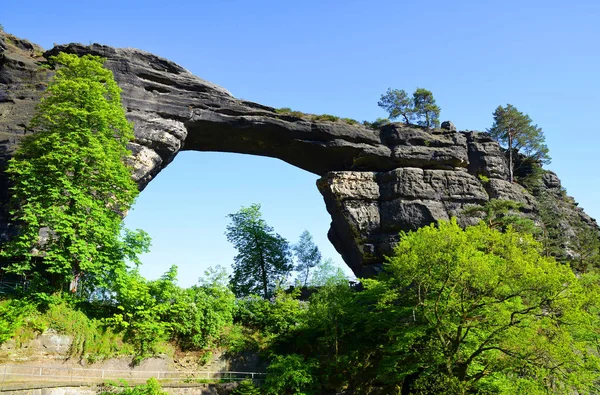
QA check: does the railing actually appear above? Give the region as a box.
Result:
[0,281,26,295]
[0,365,266,385]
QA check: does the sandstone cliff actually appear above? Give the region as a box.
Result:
[0,31,597,277]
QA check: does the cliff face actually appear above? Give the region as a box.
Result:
[0,32,597,277]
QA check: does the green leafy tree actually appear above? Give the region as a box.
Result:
[412,88,440,128]
[226,204,293,298]
[1,53,140,292]
[293,230,322,287]
[378,88,414,124]
[365,220,600,394]
[488,104,550,183]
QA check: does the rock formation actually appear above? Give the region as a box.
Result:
[0,32,597,277]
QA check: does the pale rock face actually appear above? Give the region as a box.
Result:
[0,33,597,277]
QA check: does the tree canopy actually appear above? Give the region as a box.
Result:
[225,204,292,298]
[488,104,550,183]
[293,230,321,287]
[363,220,600,394]
[0,53,145,293]
[378,87,441,128]
[412,88,440,128]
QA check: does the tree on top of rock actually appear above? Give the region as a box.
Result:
[378,87,440,128]
[488,104,550,183]
[412,88,440,128]
[377,88,415,124]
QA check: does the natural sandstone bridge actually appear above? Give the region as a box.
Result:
[0,38,564,278]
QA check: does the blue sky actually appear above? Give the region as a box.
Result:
[3,0,599,287]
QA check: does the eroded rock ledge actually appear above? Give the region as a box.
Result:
[0,33,596,277]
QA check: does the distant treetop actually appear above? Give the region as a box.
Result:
[378,87,441,128]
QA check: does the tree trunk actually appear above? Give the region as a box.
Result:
[253,232,269,299]
[508,132,514,183]
[303,266,309,287]
[259,249,268,299]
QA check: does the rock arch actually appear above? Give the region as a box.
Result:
[2,38,586,278]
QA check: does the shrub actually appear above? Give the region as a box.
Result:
[478,174,490,183]
[263,354,319,395]
[232,380,261,395]
[311,114,339,122]
[99,378,167,395]
[341,117,358,125]
[275,107,305,118]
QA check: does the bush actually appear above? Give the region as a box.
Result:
[232,380,261,395]
[0,299,39,344]
[275,107,305,118]
[263,354,319,395]
[45,301,132,362]
[99,378,167,395]
[478,174,490,183]
[311,114,339,122]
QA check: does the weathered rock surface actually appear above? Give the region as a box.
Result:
[0,32,597,277]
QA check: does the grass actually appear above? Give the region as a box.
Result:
[275,108,359,125]
[0,298,135,363]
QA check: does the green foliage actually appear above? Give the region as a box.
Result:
[169,266,235,350]
[99,378,167,395]
[311,114,339,122]
[461,199,537,234]
[477,174,490,183]
[378,88,414,123]
[341,117,358,125]
[363,117,391,130]
[308,257,346,287]
[232,380,262,395]
[235,289,306,337]
[0,299,38,344]
[0,24,4,32]
[412,88,440,128]
[105,269,172,360]
[378,87,440,127]
[275,108,358,125]
[268,220,600,394]
[275,107,305,118]
[263,354,319,395]
[293,230,321,286]
[1,53,140,293]
[369,220,600,394]
[533,185,600,271]
[105,265,234,361]
[44,300,133,362]
[488,104,550,183]
[0,297,132,361]
[226,204,293,299]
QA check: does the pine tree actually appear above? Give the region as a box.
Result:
[488,104,550,183]
[377,88,414,124]
[412,88,440,128]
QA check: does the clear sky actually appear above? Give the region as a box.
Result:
[3,0,599,287]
